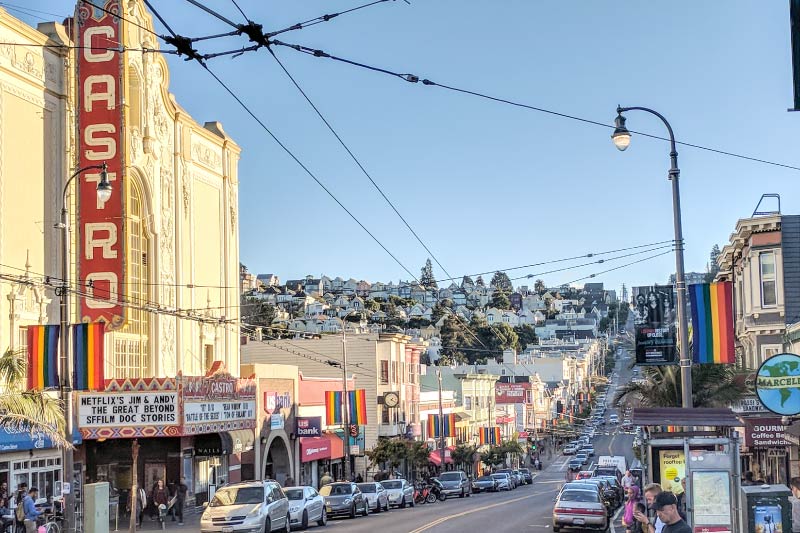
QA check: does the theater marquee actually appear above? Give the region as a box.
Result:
[76,1,126,328]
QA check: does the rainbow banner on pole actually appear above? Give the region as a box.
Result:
[325,390,343,425]
[689,282,735,364]
[26,325,60,390]
[478,427,501,445]
[426,414,456,438]
[73,323,105,390]
[348,389,368,425]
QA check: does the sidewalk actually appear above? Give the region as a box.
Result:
[111,508,201,532]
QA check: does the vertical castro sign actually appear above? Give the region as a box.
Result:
[76,1,125,328]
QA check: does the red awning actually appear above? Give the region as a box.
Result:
[300,437,332,463]
[429,449,453,466]
[328,432,344,460]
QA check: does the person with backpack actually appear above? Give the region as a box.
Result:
[13,483,28,533]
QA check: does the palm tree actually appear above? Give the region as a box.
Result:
[612,363,745,409]
[450,444,477,475]
[0,348,68,447]
[498,440,525,467]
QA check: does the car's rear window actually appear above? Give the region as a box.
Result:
[381,481,402,489]
[439,473,462,482]
[560,490,599,503]
[357,484,375,493]
[320,484,352,496]
[209,486,263,506]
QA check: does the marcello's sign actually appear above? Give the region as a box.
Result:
[754,353,800,416]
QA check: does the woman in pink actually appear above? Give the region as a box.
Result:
[622,484,641,533]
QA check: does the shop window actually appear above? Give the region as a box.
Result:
[380,360,388,384]
[381,406,390,425]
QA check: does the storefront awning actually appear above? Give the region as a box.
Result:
[300,437,332,463]
[429,449,453,466]
[195,429,254,456]
[0,426,81,452]
[328,432,344,460]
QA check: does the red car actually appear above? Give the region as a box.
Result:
[575,471,594,480]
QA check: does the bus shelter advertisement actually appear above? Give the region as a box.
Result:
[633,285,677,365]
[658,449,685,494]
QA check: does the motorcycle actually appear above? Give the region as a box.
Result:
[427,479,446,503]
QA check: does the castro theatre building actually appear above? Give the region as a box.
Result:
[62,0,243,510]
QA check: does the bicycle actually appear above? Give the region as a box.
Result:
[39,510,63,533]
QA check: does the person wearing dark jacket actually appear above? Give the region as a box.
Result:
[151,480,169,520]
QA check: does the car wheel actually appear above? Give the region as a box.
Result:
[384,499,390,512]
[410,495,415,507]
[284,515,291,533]
[374,500,381,513]
[316,508,327,527]
[363,501,369,517]
[300,510,308,530]
[263,518,271,533]
[400,496,406,509]
[349,504,357,519]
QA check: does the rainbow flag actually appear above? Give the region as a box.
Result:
[73,323,105,390]
[478,427,501,445]
[348,389,368,425]
[426,414,456,438]
[325,390,343,425]
[27,325,60,390]
[689,282,735,364]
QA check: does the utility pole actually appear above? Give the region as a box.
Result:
[341,322,351,481]
[437,369,446,472]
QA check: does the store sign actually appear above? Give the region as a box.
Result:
[264,391,291,414]
[183,400,255,425]
[78,392,178,427]
[300,437,331,462]
[76,0,126,328]
[296,417,322,437]
[743,417,789,448]
[730,395,767,414]
[495,382,530,404]
[754,353,800,416]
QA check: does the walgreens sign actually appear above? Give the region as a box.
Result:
[495,382,530,404]
[76,2,125,328]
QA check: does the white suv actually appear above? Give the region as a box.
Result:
[201,480,290,533]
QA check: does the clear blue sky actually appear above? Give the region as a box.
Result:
[19,1,800,292]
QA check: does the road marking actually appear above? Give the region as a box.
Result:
[406,489,559,533]
[609,504,624,533]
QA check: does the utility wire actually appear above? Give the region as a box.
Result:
[229,0,248,21]
[270,40,800,173]
[0,41,178,54]
[267,47,457,291]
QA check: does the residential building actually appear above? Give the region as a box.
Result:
[716,212,800,369]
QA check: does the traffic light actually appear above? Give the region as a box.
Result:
[531,443,537,451]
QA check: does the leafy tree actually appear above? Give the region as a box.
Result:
[420,259,438,289]
[450,444,477,474]
[367,438,409,470]
[431,299,453,324]
[479,447,505,469]
[490,271,513,292]
[0,348,68,447]
[405,441,432,478]
[475,276,485,288]
[534,279,546,294]
[498,440,524,467]
[364,298,380,311]
[461,275,474,288]
[514,325,537,348]
[705,244,721,282]
[477,323,519,354]
[240,296,276,327]
[612,364,745,408]
[439,315,472,365]
[490,290,510,310]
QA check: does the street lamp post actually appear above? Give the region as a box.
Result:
[329,310,362,481]
[611,106,692,409]
[58,162,112,533]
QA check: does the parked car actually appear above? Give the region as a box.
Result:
[319,482,369,519]
[552,487,609,532]
[380,479,415,508]
[519,468,534,484]
[563,445,578,455]
[490,473,512,491]
[569,479,617,514]
[284,486,327,530]
[568,458,583,471]
[471,475,498,493]
[496,469,518,489]
[200,480,290,533]
[609,414,619,424]
[580,445,595,457]
[438,471,472,498]
[595,475,624,502]
[357,482,390,513]
[575,453,589,465]
[575,471,594,480]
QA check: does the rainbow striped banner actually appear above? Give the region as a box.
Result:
[426,414,456,438]
[325,390,343,425]
[348,389,368,425]
[73,323,105,391]
[689,282,735,364]
[478,427,501,445]
[27,325,60,390]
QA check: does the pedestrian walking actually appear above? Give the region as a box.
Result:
[135,486,147,528]
[174,477,188,526]
[151,480,169,521]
